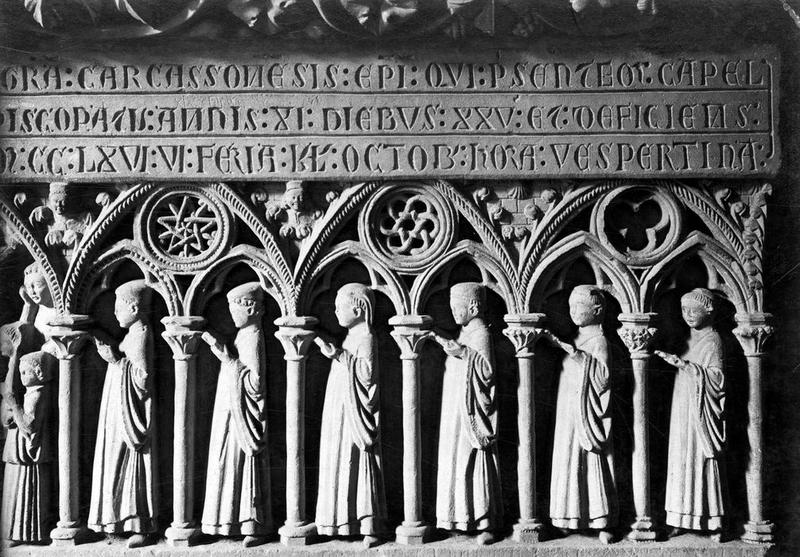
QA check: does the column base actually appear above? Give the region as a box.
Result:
[513,520,545,543]
[279,522,317,546]
[628,518,657,542]
[395,522,428,545]
[742,521,774,544]
[165,526,201,547]
[49,524,89,545]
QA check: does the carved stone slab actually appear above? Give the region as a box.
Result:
[0,45,779,181]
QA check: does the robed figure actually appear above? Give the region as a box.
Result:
[545,285,616,543]
[201,282,272,547]
[429,282,502,545]
[656,288,727,537]
[1,350,56,546]
[88,280,157,548]
[314,283,386,548]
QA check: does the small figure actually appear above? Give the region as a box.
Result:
[30,182,93,258]
[201,282,272,547]
[314,284,386,548]
[88,280,157,548]
[655,288,727,540]
[427,282,502,545]
[21,263,57,343]
[1,350,57,546]
[264,181,323,239]
[544,285,617,544]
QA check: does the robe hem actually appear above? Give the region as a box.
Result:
[436,518,497,532]
[88,518,157,534]
[665,511,723,531]
[550,517,613,529]
[201,522,271,536]
[316,520,381,536]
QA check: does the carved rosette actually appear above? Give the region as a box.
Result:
[360,184,456,274]
[136,186,234,273]
[618,313,658,357]
[734,313,774,357]
[591,187,682,267]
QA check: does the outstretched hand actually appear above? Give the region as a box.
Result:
[543,330,578,356]
[202,331,231,362]
[94,337,120,364]
[314,336,341,360]
[654,350,684,368]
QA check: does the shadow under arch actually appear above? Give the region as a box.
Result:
[526,231,639,314]
[184,244,293,317]
[411,240,521,315]
[297,240,411,317]
[75,240,181,316]
[640,231,752,314]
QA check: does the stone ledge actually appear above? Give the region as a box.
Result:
[6,534,777,556]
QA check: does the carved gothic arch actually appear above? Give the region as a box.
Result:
[527,231,640,313]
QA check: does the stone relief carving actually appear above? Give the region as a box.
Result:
[655,288,727,541]
[88,280,157,547]
[201,282,272,547]
[0,180,775,549]
[22,183,94,263]
[544,285,616,544]
[314,283,385,547]
[427,283,502,545]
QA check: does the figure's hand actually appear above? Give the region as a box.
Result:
[543,331,577,356]
[44,229,64,246]
[442,339,465,358]
[62,229,78,247]
[19,285,33,305]
[314,336,341,359]
[654,350,684,368]
[30,206,48,223]
[94,338,120,364]
[202,331,231,362]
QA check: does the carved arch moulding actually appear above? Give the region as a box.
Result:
[0,178,778,552]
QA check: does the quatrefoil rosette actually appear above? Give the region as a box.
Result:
[136,186,234,273]
[590,186,682,268]
[360,184,456,274]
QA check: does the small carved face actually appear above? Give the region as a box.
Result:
[283,189,306,212]
[229,300,260,328]
[450,296,477,326]
[24,273,52,307]
[19,359,42,387]
[681,301,711,329]
[569,297,601,327]
[49,192,67,215]
[334,294,362,328]
[114,298,139,328]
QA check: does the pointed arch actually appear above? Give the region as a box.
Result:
[526,231,640,313]
[640,231,751,313]
[184,244,292,316]
[75,240,181,316]
[299,240,410,317]
[411,240,521,314]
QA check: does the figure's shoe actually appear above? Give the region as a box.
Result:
[668,527,686,539]
[127,534,152,548]
[598,530,614,544]
[362,535,379,548]
[476,531,495,545]
[243,535,266,547]
[710,531,726,543]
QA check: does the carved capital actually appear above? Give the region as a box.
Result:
[618,313,658,357]
[503,313,547,357]
[46,314,92,360]
[274,316,318,362]
[161,316,206,361]
[734,313,774,357]
[389,315,433,360]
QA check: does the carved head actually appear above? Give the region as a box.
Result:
[24,263,53,307]
[19,350,56,387]
[335,283,374,328]
[450,282,485,326]
[282,180,307,212]
[227,282,265,328]
[680,288,715,329]
[568,285,605,327]
[114,280,152,328]
[48,182,69,216]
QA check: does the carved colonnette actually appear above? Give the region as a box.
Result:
[0,178,775,550]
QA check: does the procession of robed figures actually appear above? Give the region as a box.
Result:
[0,265,732,547]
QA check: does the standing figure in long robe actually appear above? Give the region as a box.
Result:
[314,283,386,548]
[545,285,616,544]
[428,282,502,545]
[1,350,56,546]
[656,288,727,539]
[201,282,272,547]
[88,280,157,548]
